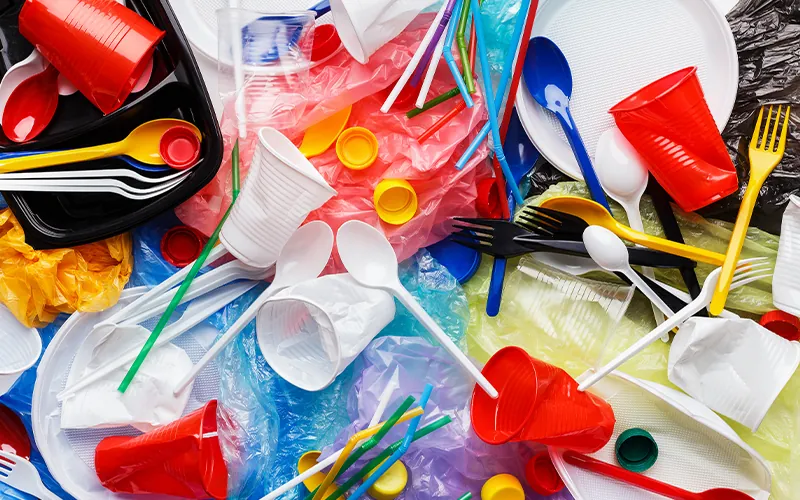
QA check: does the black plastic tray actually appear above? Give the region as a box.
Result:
[0,0,223,249]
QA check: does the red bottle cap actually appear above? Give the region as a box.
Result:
[161,226,207,268]
[760,310,800,341]
[159,126,201,170]
[525,451,565,496]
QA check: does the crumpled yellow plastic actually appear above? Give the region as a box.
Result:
[0,209,132,327]
[465,182,797,499]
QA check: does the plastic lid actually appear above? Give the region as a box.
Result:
[160,126,201,170]
[161,226,207,268]
[365,459,408,500]
[337,127,379,170]
[525,451,565,496]
[374,179,417,225]
[476,178,503,218]
[760,311,800,341]
[615,428,658,473]
[481,474,524,500]
[425,236,481,284]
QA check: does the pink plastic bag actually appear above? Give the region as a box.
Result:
[177,16,491,263]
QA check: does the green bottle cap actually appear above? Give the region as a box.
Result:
[615,428,658,473]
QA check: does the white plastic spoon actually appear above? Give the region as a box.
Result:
[595,128,666,330]
[337,220,498,398]
[583,226,675,319]
[172,220,335,395]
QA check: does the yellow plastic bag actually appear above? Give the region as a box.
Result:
[0,209,132,327]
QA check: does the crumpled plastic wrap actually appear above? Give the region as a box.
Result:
[177,15,492,263]
[0,209,132,327]
[321,336,574,500]
[217,248,469,499]
[695,0,800,234]
[465,185,800,499]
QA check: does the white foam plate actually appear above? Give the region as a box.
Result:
[514,0,739,181]
[551,371,772,500]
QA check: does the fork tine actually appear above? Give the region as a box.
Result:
[731,272,773,291]
[524,206,565,224]
[750,107,764,150]
[452,224,493,238]
[737,256,770,265]
[449,235,487,252]
[452,217,500,228]
[768,105,782,152]
[451,229,493,243]
[761,105,774,150]
[518,213,560,231]
[516,217,556,235]
[732,267,773,285]
[779,106,792,153]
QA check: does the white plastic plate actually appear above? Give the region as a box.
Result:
[551,371,772,500]
[514,0,739,180]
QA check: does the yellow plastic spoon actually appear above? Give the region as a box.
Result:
[298,106,352,158]
[0,118,202,173]
[539,196,727,266]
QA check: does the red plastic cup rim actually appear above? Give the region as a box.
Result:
[311,24,342,62]
[610,67,698,115]
[760,310,800,341]
[476,178,503,218]
[525,451,565,496]
[470,346,539,445]
[160,126,202,169]
[161,226,207,268]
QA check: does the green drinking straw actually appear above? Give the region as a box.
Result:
[311,416,453,500]
[118,140,243,392]
[456,0,474,93]
[458,493,473,500]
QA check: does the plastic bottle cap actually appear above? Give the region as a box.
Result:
[425,236,482,284]
[525,451,565,496]
[161,226,207,268]
[476,178,503,218]
[364,459,408,500]
[615,428,658,473]
[374,179,418,225]
[336,127,379,170]
[160,126,201,170]
[760,311,800,341]
[481,474,524,500]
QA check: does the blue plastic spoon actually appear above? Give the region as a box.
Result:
[522,37,610,211]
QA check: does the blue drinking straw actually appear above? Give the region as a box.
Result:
[348,384,434,500]
[442,0,473,107]
[467,0,523,206]
[456,0,532,173]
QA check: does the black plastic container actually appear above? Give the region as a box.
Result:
[0,0,223,249]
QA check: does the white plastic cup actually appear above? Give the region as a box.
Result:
[256,274,396,391]
[0,305,42,396]
[330,0,439,63]
[669,317,800,432]
[220,127,336,269]
[774,195,800,316]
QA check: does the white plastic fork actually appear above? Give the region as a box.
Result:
[578,257,773,392]
[0,451,59,500]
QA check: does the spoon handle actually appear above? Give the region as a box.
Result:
[625,269,675,317]
[393,285,498,398]
[562,451,698,500]
[558,107,612,212]
[0,142,118,173]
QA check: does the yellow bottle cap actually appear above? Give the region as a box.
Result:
[336,126,379,170]
[364,459,408,500]
[297,451,339,497]
[481,474,525,500]
[374,179,418,225]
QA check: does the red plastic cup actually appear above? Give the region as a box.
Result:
[19,0,165,115]
[476,178,503,219]
[160,126,202,170]
[471,347,616,453]
[95,400,228,499]
[610,67,738,213]
[525,451,565,496]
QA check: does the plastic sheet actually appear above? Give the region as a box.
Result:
[465,190,800,499]
[0,209,132,328]
[177,15,492,263]
[320,336,575,500]
[697,0,800,234]
[219,248,468,499]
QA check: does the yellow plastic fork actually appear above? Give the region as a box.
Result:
[710,105,791,315]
